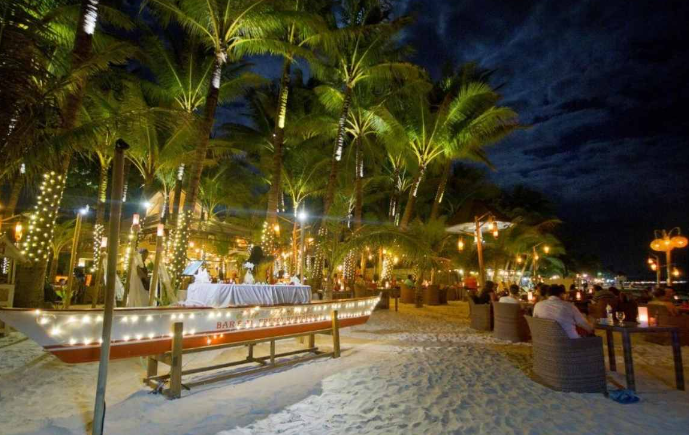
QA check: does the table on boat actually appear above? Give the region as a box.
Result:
[595,320,684,392]
[183,283,311,307]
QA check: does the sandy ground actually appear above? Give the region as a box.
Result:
[1,302,688,435]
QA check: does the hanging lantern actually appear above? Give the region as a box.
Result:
[14,221,23,242]
[457,237,465,251]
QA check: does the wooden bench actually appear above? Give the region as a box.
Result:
[144,310,343,399]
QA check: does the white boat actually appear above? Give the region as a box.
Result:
[0,296,379,364]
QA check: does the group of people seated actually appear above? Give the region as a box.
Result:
[471,279,686,338]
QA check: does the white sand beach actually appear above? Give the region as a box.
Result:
[1,302,688,435]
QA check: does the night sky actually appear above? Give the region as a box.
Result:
[401,0,689,277]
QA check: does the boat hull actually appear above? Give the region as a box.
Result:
[0,296,378,364]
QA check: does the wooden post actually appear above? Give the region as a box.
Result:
[269,339,276,365]
[394,294,399,312]
[331,310,340,358]
[146,356,158,380]
[248,343,254,360]
[308,333,315,349]
[92,139,127,435]
[169,322,183,399]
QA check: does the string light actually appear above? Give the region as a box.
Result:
[21,171,66,262]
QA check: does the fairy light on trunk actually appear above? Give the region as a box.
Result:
[22,172,66,262]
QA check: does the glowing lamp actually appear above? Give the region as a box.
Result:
[671,236,688,248]
[132,213,140,227]
[14,222,23,242]
[157,223,165,237]
[543,245,550,254]
[647,258,654,264]
[100,237,108,248]
[534,254,540,260]
[527,291,533,302]
[516,255,523,264]
[638,306,648,324]
[650,263,657,271]
[457,237,465,251]
[576,291,582,301]
[672,268,680,278]
[650,239,666,251]
[492,229,498,238]
[273,224,280,233]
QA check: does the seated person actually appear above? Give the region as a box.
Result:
[648,287,679,316]
[499,284,521,304]
[592,285,616,302]
[533,285,594,338]
[474,280,496,304]
[534,283,550,303]
[403,274,415,288]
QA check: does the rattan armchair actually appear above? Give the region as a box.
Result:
[469,298,493,331]
[493,302,530,342]
[646,304,689,346]
[525,316,607,393]
[400,283,415,304]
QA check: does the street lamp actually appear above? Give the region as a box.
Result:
[298,210,308,283]
[647,254,661,286]
[650,227,687,286]
[65,206,89,308]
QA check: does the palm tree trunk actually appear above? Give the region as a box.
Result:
[3,173,23,218]
[430,159,451,221]
[266,59,292,225]
[400,164,426,230]
[313,85,353,289]
[354,136,364,231]
[171,167,184,227]
[48,253,59,284]
[171,57,222,283]
[388,167,400,223]
[321,85,353,220]
[95,162,108,226]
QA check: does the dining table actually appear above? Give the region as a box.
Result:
[595,319,685,392]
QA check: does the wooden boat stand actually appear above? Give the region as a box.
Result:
[144,310,342,399]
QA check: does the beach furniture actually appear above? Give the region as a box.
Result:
[400,283,415,304]
[493,302,530,342]
[526,316,607,393]
[468,298,492,331]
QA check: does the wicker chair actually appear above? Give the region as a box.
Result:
[525,316,607,393]
[493,302,530,342]
[400,283,415,304]
[469,298,493,331]
[424,284,441,305]
[646,304,689,346]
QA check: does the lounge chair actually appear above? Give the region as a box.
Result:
[493,302,530,342]
[424,284,440,305]
[525,316,607,393]
[468,298,492,331]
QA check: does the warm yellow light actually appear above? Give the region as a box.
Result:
[534,254,540,260]
[671,235,688,249]
[273,224,280,233]
[100,237,108,248]
[457,237,465,251]
[647,257,654,264]
[132,213,140,227]
[157,223,165,237]
[543,245,550,254]
[650,263,657,271]
[190,241,195,248]
[672,268,680,277]
[516,256,523,264]
[368,255,373,260]
[492,229,498,238]
[14,222,23,242]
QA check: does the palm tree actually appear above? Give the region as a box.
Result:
[47,220,76,285]
[394,81,519,229]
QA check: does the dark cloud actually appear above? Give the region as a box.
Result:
[404,0,689,274]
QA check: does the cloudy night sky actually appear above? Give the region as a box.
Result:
[396,0,689,276]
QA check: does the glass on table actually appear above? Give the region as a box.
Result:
[615,311,625,323]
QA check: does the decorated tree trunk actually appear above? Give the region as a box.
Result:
[266,59,292,225]
[430,159,451,221]
[400,165,426,230]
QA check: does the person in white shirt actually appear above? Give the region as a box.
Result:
[533,285,594,339]
[499,284,521,304]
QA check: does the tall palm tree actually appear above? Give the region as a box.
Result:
[394,81,519,229]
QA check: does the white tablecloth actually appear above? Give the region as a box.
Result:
[183,283,311,307]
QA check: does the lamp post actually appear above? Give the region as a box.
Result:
[298,210,307,283]
[65,206,88,309]
[148,223,165,306]
[650,228,687,286]
[456,213,503,287]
